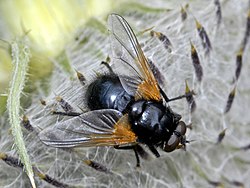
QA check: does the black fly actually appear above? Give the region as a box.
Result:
[39,14,190,167]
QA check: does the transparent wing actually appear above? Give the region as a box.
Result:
[108,13,161,101]
[39,109,137,148]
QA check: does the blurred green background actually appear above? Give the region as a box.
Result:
[0,0,118,115]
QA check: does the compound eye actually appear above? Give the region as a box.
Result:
[176,121,186,136]
[162,134,180,152]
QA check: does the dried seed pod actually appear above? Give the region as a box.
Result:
[40,99,46,106]
[195,19,212,56]
[235,48,243,82]
[208,180,224,187]
[76,70,86,85]
[84,160,111,173]
[56,96,73,113]
[0,153,70,187]
[240,143,250,150]
[180,5,188,21]
[216,128,227,144]
[185,80,196,113]
[0,152,23,168]
[190,41,203,82]
[22,115,34,132]
[150,30,172,52]
[224,86,236,114]
[214,0,222,27]
[241,7,250,51]
[230,180,244,187]
[148,58,165,86]
[35,171,69,188]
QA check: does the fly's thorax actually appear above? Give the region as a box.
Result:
[128,100,177,144]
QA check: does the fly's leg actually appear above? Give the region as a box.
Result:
[133,148,140,167]
[147,144,160,158]
[101,59,116,75]
[134,145,150,160]
[159,85,195,103]
[51,110,81,116]
[114,145,150,167]
[167,92,194,102]
[51,96,82,117]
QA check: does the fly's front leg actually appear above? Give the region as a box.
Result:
[166,92,194,102]
[159,85,195,103]
[114,145,143,168]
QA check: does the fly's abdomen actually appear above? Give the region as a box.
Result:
[86,75,132,112]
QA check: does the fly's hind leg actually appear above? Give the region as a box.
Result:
[101,56,116,75]
[114,145,149,168]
